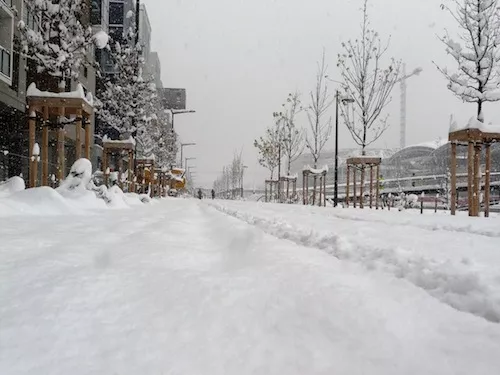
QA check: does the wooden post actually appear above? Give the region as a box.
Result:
[467,142,474,216]
[129,151,134,193]
[41,106,49,186]
[103,149,109,186]
[353,167,357,208]
[28,109,36,188]
[369,165,374,209]
[266,181,269,203]
[31,144,39,188]
[84,118,91,159]
[323,173,327,207]
[450,142,457,216]
[376,164,380,210]
[485,143,491,218]
[360,165,365,209]
[118,156,124,190]
[75,109,82,159]
[474,144,481,217]
[57,127,65,183]
[346,165,350,207]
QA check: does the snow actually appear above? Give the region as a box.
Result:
[93,30,109,49]
[0,177,25,198]
[102,135,136,146]
[303,165,329,174]
[32,143,40,156]
[1,199,500,374]
[26,83,94,107]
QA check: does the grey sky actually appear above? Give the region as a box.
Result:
[143,0,500,187]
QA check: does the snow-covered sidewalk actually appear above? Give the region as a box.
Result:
[1,199,500,374]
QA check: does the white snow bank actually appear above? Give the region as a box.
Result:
[209,200,500,323]
[0,177,25,198]
[0,187,75,216]
[451,117,500,134]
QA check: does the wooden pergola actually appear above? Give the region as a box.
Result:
[27,92,94,188]
[449,128,500,217]
[345,157,381,209]
[279,175,298,203]
[102,138,135,190]
[264,179,279,203]
[302,168,327,207]
[135,158,155,194]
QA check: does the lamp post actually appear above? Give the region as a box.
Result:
[185,157,196,170]
[166,109,196,131]
[180,142,196,168]
[334,90,355,207]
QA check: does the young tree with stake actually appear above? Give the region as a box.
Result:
[337,0,401,155]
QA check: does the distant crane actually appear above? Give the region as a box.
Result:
[398,64,422,149]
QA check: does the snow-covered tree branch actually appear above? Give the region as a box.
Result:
[436,0,500,122]
[337,0,401,154]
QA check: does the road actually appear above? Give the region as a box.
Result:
[1,199,500,374]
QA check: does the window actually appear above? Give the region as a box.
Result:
[91,0,102,25]
[0,46,10,78]
[84,66,88,78]
[109,2,124,25]
[0,1,13,83]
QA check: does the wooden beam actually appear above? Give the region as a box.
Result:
[323,173,326,207]
[485,143,491,218]
[369,165,374,209]
[129,151,134,193]
[450,142,457,216]
[467,142,474,216]
[360,166,365,209]
[375,164,380,210]
[84,119,91,159]
[75,109,82,159]
[346,165,350,207]
[353,167,357,208]
[474,144,481,217]
[28,111,36,188]
[41,107,49,186]
[103,149,109,186]
[57,127,65,183]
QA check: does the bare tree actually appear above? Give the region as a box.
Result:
[254,124,281,179]
[305,51,333,168]
[337,0,401,155]
[274,92,305,176]
[436,0,500,123]
[305,51,333,205]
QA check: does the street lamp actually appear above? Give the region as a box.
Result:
[165,109,196,131]
[180,142,196,168]
[334,90,355,207]
[185,157,196,170]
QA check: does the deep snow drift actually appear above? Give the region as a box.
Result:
[1,199,500,374]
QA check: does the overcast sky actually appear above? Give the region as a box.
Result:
[143,0,500,188]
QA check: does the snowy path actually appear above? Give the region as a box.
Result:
[2,199,500,374]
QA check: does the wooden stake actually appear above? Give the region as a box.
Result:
[323,173,327,207]
[369,165,374,209]
[375,164,380,210]
[129,151,134,193]
[57,127,65,183]
[467,142,474,216]
[41,106,49,186]
[360,166,365,209]
[103,149,109,186]
[450,142,457,216]
[353,167,357,208]
[75,109,82,159]
[84,118,91,159]
[28,109,36,188]
[346,165,350,207]
[474,144,481,217]
[485,143,491,218]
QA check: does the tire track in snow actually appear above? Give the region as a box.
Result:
[208,202,500,323]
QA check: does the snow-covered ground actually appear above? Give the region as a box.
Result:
[1,197,500,374]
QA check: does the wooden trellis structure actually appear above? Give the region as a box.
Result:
[279,175,298,203]
[449,128,500,217]
[345,157,381,209]
[153,168,168,197]
[135,158,155,194]
[302,168,327,207]
[102,138,135,190]
[27,85,94,188]
[264,179,279,202]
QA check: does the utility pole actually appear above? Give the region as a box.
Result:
[398,64,422,149]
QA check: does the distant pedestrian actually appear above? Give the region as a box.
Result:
[198,189,203,200]
[211,189,215,200]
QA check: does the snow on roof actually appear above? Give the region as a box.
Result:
[303,165,329,174]
[102,135,136,146]
[456,117,500,134]
[26,83,94,107]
